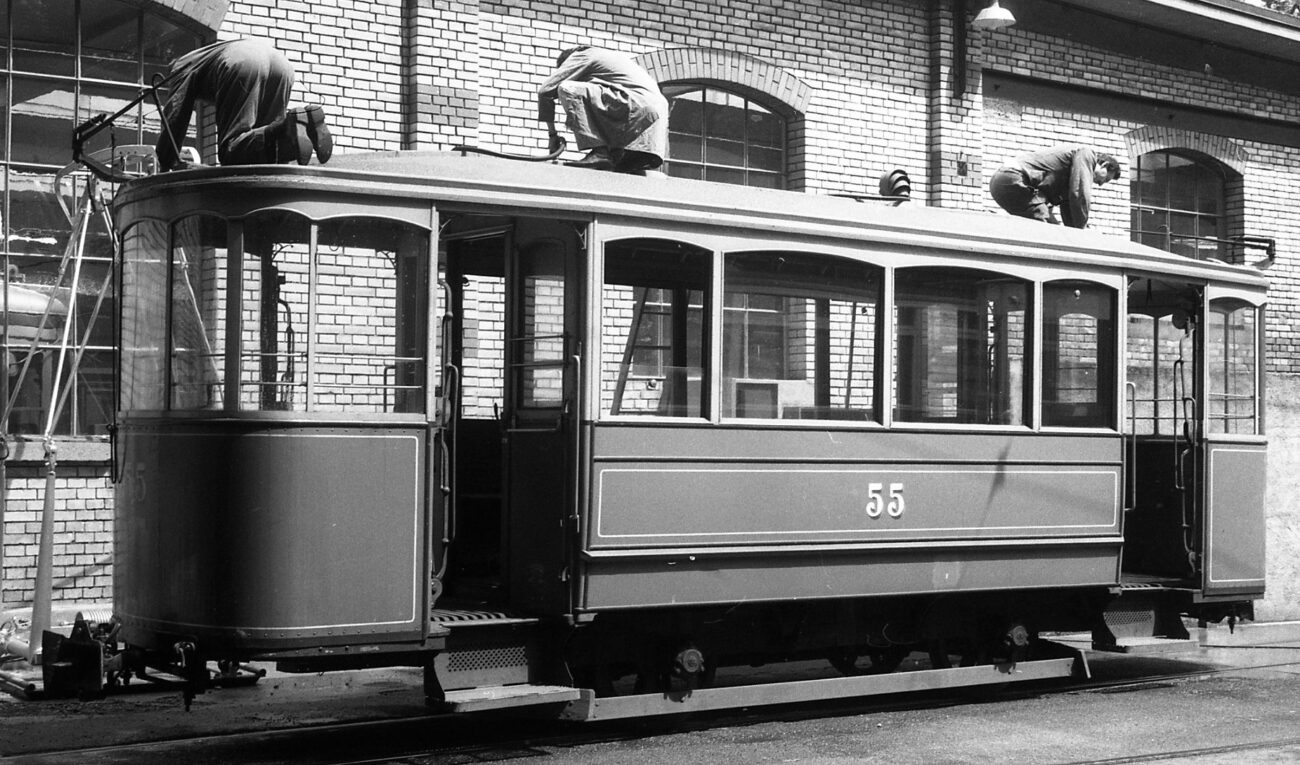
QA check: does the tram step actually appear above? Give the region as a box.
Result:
[1091,636,1200,654]
[433,684,582,713]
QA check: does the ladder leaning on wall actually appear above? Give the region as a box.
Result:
[0,145,156,666]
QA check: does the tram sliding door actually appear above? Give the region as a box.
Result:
[439,216,580,614]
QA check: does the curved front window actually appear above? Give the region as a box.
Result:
[119,211,429,414]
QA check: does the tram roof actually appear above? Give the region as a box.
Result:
[117,151,1269,290]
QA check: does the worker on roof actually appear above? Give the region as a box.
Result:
[155,38,333,171]
[988,146,1122,228]
[537,45,669,173]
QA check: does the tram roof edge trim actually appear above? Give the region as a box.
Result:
[113,151,1268,289]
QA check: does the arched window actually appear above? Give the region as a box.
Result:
[1130,150,1226,260]
[662,85,786,189]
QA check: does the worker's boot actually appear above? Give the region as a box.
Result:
[294,105,333,164]
[271,112,312,165]
[565,147,613,170]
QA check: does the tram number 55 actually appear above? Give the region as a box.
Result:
[865,482,905,519]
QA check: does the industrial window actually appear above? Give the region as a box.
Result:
[601,238,710,418]
[1,0,206,434]
[1130,150,1226,260]
[894,267,1029,426]
[1042,281,1116,428]
[722,251,881,421]
[662,85,785,189]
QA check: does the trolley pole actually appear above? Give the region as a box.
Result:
[27,439,57,665]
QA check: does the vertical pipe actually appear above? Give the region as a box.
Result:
[27,440,57,664]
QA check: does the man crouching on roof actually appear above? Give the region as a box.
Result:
[537,45,669,173]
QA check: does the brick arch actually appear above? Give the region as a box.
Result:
[1125,126,1249,176]
[139,0,228,33]
[634,48,813,118]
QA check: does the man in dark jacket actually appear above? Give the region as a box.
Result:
[155,38,332,171]
[538,45,668,172]
[988,146,1121,228]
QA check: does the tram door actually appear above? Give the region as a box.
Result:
[1122,278,1204,583]
[439,217,579,614]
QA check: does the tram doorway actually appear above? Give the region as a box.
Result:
[1122,278,1203,586]
[438,216,582,613]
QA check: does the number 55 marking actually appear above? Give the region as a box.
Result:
[865,482,906,518]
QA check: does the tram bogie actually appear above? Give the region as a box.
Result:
[109,153,1268,717]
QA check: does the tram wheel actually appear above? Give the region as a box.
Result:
[828,645,910,676]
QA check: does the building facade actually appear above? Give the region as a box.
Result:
[2,0,1298,619]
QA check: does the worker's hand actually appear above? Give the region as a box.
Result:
[547,130,565,154]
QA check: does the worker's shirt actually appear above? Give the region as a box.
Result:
[1010,146,1099,228]
[538,47,666,143]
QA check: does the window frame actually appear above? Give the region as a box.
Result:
[661,83,787,190]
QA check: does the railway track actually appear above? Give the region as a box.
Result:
[6,652,1299,765]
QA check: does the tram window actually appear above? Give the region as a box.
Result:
[170,215,227,410]
[894,267,1029,425]
[315,218,428,414]
[1042,281,1116,428]
[1125,280,1199,436]
[242,211,311,411]
[517,238,567,409]
[1208,299,1258,435]
[121,220,171,411]
[602,238,710,417]
[722,251,881,421]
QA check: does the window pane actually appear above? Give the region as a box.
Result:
[83,1,141,82]
[517,239,565,409]
[12,77,76,165]
[723,251,880,421]
[895,267,1028,425]
[1043,281,1116,427]
[79,83,147,157]
[120,220,170,411]
[667,86,786,189]
[315,217,429,413]
[242,211,311,411]
[13,0,75,76]
[602,239,710,417]
[0,80,8,160]
[169,216,227,410]
[1208,301,1257,435]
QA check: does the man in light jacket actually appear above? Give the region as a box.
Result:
[538,46,668,173]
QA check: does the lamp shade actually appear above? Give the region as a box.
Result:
[972,0,1016,30]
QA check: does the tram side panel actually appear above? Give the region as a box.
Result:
[579,427,1123,610]
[114,421,427,654]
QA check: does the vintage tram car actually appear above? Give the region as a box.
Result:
[110,152,1267,717]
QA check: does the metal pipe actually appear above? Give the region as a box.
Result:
[0,669,36,698]
[27,440,57,665]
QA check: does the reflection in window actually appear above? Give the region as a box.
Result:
[895,267,1028,425]
[1130,150,1225,260]
[602,239,709,417]
[723,251,880,421]
[1043,281,1116,428]
[170,216,226,410]
[663,85,785,189]
[1208,300,1258,435]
